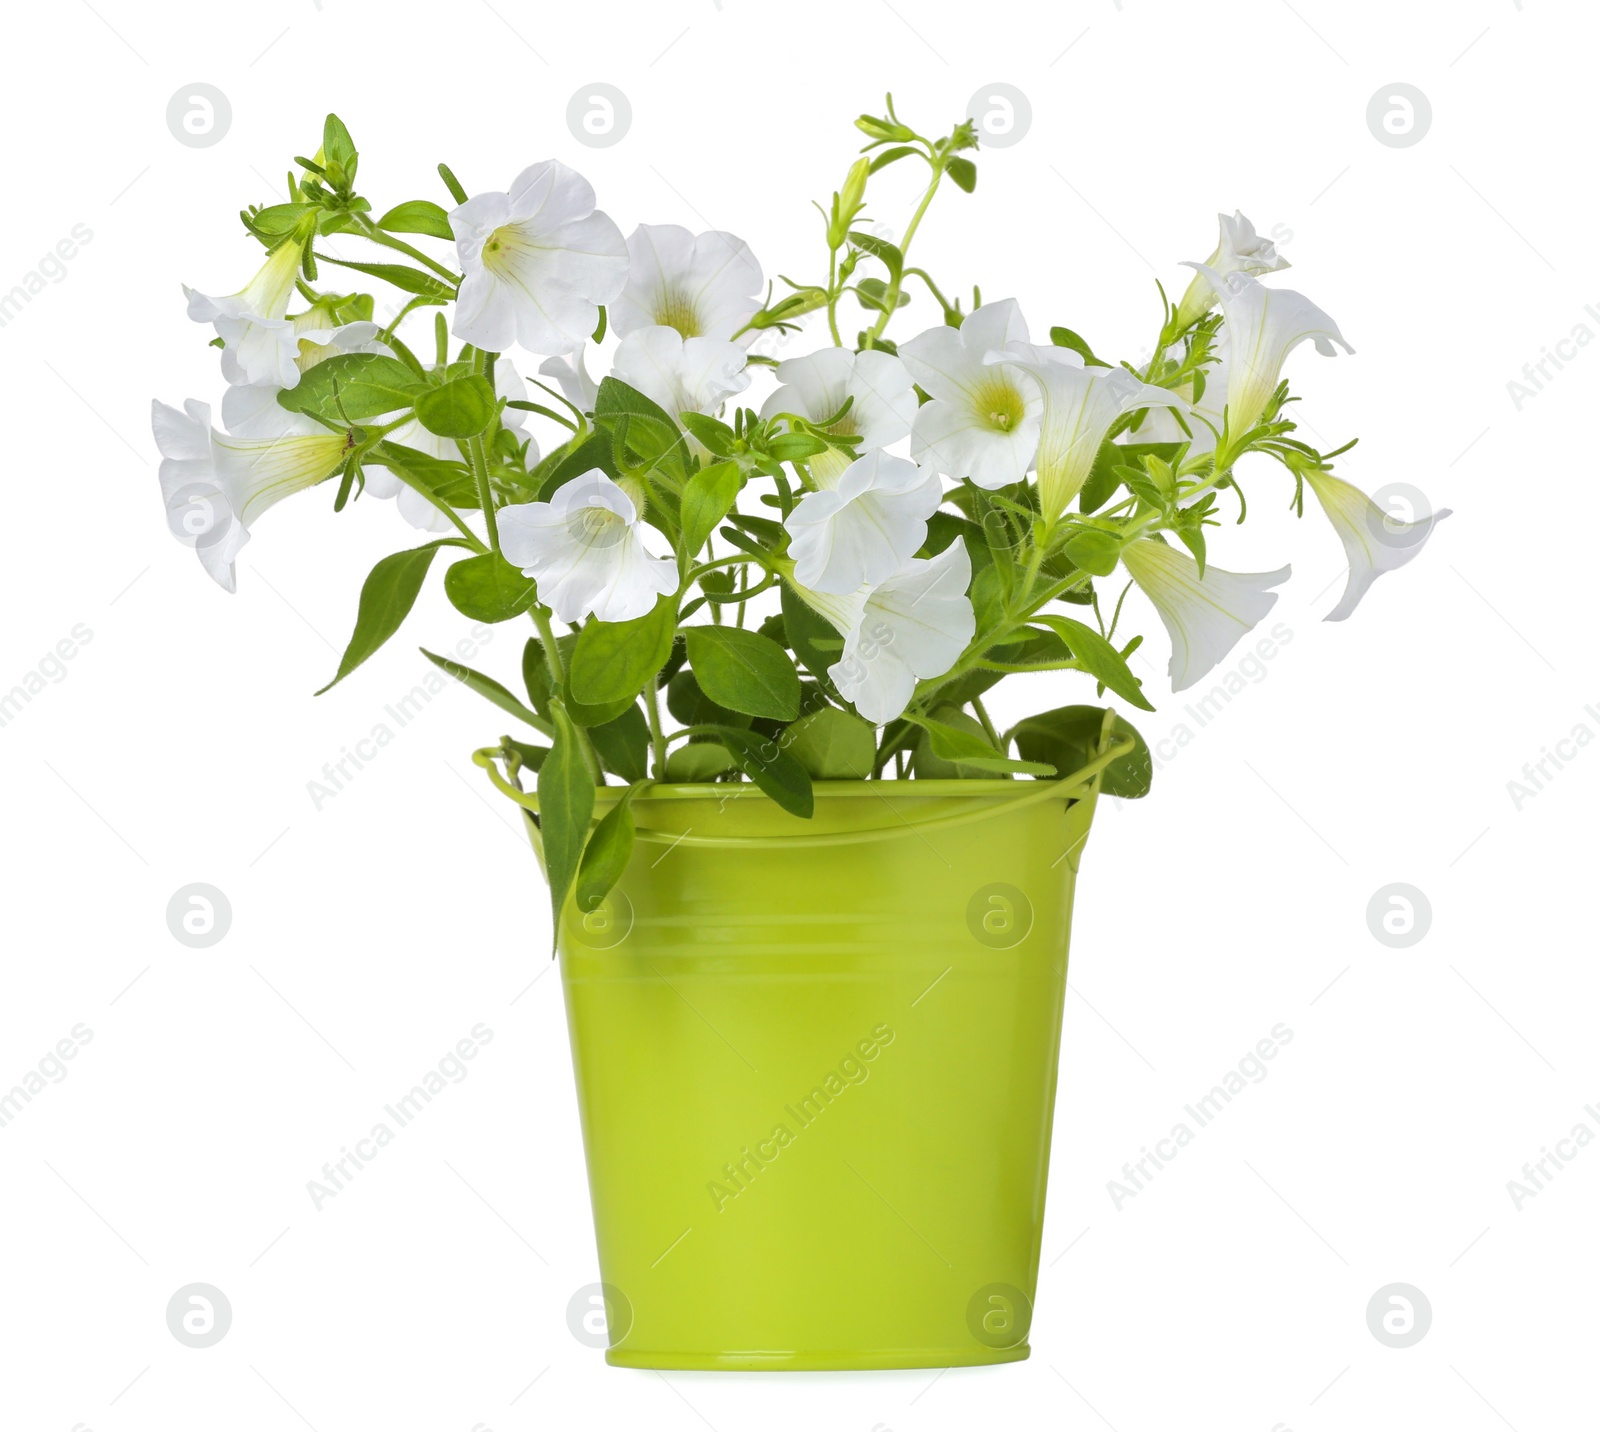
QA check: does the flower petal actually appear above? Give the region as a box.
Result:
[1304,471,1450,622]
[1121,538,1290,692]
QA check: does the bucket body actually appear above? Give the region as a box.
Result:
[553,779,1099,1370]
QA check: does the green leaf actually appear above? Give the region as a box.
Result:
[250,203,315,237]
[686,626,801,721]
[316,254,454,299]
[421,648,548,732]
[1031,614,1155,711]
[707,725,814,817]
[323,113,357,171]
[784,706,876,779]
[1078,440,1125,514]
[855,277,910,313]
[535,431,619,494]
[780,581,844,689]
[911,706,998,779]
[540,700,596,946]
[522,637,553,718]
[903,713,1055,776]
[501,738,549,773]
[665,741,738,781]
[868,144,919,173]
[944,155,977,193]
[415,375,496,439]
[847,230,904,280]
[680,460,743,559]
[594,377,688,478]
[443,553,538,623]
[316,540,459,694]
[1060,526,1123,578]
[1012,706,1152,798]
[679,412,736,457]
[569,595,678,706]
[587,704,650,784]
[667,669,748,729]
[278,353,426,424]
[377,199,454,241]
[1050,325,1109,368]
[575,787,639,914]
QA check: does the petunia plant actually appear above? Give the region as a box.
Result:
[153,105,1448,931]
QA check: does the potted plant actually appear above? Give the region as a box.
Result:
[152,102,1447,1370]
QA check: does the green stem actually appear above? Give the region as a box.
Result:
[531,605,601,783]
[355,215,460,283]
[644,677,668,777]
[469,435,499,551]
[864,157,944,346]
[468,348,501,553]
[970,694,1001,748]
[532,605,566,684]
[382,467,485,549]
[826,249,843,346]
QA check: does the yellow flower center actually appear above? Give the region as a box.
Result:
[482,224,532,281]
[652,288,702,338]
[566,505,627,551]
[972,375,1025,432]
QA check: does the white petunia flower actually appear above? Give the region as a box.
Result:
[899,299,1042,489]
[808,541,976,725]
[609,325,750,420]
[185,240,305,389]
[450,161,628,356]
[759,347,916,488]
[152,398,348,592]
[1186,264,1351,439]
[538,348,599,413]
[1172,211,1290,332]
[1120,537,1290,692]
[988,342,1188,521]
[611,223,764,343]
[498,469,677,624]
[1304,471,1451,622]
[784,450,943,594]
[363,365,535,534]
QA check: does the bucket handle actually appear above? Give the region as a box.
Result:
[470,712,1134,851]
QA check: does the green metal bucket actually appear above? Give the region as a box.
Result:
[479,750,1120,1371]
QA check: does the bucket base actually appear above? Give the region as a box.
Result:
[605,1344,1031,1371]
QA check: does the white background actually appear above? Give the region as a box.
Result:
[1,1,1593,1428]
